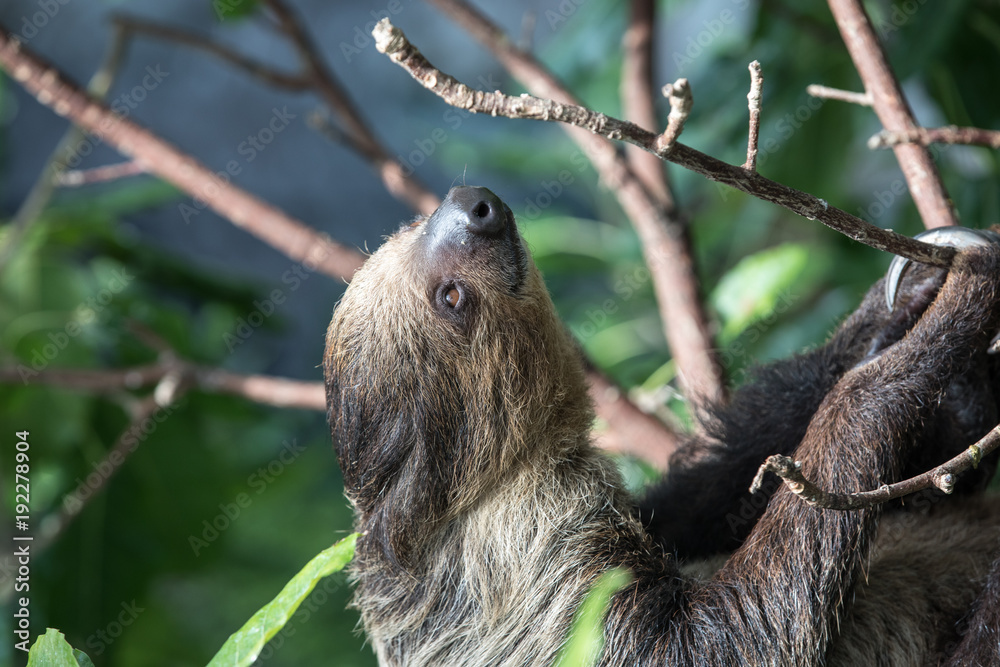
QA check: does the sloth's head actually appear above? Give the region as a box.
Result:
[324,186,592,566]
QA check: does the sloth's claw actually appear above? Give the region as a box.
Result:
[885,227,1000,311]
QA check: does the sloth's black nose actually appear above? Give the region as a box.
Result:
[445,186,506,237]
[426,186,510,245]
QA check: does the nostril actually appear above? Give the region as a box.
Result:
[473,201,492,220]
[467,199,504,236]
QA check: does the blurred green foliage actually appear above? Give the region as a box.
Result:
[2,0,1000,665]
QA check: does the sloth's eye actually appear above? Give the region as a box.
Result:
[435,282,468,315]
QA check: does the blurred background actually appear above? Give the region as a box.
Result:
[1,0,998,665]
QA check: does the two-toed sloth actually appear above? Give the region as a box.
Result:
[324,186,1000,666]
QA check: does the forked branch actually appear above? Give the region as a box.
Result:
[372,18,954,268]
[752,425,1000,510]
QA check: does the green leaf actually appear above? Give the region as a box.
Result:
[206,533,359,667]
[73,649,96,667]
[554,568,632,667]
[211,0,261,21]
[26,628,80,667]
[711,243,814,344]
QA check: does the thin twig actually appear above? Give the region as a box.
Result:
[655,79,692,153]
[806,84,872,106]
[111,15,312,89]
[372,18,956,269]
[0,26,365,282]
[827,0,958,229]
[426,0,727,406]
[33,384,186,556]
[114,6,439,216]
[621,0,673,208]
[0,25,129,271]
[261,0,440,216]
[751,425,1000,510]
[869,125,1000,150]
[55,160,147,187]
[743,60,763,172]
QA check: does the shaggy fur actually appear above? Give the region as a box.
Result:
[325,186,1000,666]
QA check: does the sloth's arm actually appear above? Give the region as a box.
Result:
[612,247,1000,664]
[639,283,891,559]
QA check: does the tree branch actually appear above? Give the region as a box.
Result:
[372,18,956,269]
[743,60,763,172]
[261,0,440,216]
[621,0,673,208]
[806,84,872,106]
[0,26,365,282]
[55,160,147,186]
[0,25,129,271]
[0,21,681,466]
[2,361,326,411]
[751,425,1000,510]
[111,15,312,89]
[588,368,679,470]
[656,79,692,152]
[869,125,1000,150]
[427,0,728,406]
[827,0,958,229]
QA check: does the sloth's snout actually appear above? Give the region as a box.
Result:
[424,186,512,246]
[447,186,507,237]
[422,185,527,292]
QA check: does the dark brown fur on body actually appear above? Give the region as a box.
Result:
[325,186,1000,666]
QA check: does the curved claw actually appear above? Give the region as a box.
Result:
[885,227,1000,310]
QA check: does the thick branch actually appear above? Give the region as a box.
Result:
[587,369,679,470]
[0,27,364,282]
[427,0,728,406]
[621,0,672,208]
[827,0,958,229]
[869,125,1000,150]
[372,18,956,269]
[751,425,1000,510]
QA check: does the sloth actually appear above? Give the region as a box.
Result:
[324,186,1000,666]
